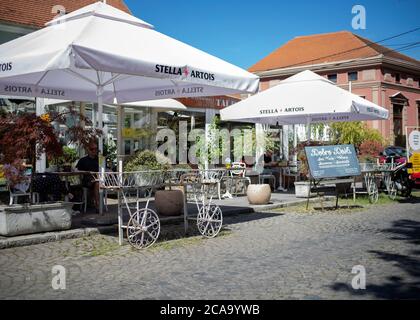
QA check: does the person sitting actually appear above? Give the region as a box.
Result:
[76,142,99,212]
[262,151,279,190]
[263,151,277,168]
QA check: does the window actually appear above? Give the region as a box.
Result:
[393,104,405,146]
[348,71,358,81]
[395,73,401,83]
[418,105,420,127]
[328,74,337,83]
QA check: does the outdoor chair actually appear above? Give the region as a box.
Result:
[226,162,250,196]
[283,161,301,190]
[201,170,224,200]
[7,181,39,205]
[180,172,203,201]
[259,172,276,190]
[81,187,109,213]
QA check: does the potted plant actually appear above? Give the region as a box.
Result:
[104,140,117,171]
[50,146,79,172]
[247,184,271,205]
[0,108,101,236]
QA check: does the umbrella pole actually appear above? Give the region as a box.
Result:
[306,116,311,145]
[97,86,105,216]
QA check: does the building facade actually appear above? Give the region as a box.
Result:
[249,31,420,146]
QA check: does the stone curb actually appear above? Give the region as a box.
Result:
[249,196,336,212]
[0,225,116,250]
[0,196,334,250]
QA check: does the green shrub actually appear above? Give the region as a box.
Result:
[329,122,384,147]
[51,146,78,167]
[124,150,171,171]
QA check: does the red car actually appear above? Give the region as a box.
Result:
[379,146,408,165]
[379,146,420,187]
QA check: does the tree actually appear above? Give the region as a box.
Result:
[328,122,383,148]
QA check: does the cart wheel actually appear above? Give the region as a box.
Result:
[197,204,223,238]
[388,181,397,200]
[368,182,379,204]
[127,208,160,249]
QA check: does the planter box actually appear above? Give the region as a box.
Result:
[154,190,184,216]
[247,184,271,205]
[294,181,316,198]
[0,202,73,237]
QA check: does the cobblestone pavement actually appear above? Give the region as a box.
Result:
[0,200,419,300]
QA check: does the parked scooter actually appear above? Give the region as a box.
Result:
[385,154,413,198]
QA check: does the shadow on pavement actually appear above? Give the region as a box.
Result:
[72,201,284,243]
[330,218,420,299]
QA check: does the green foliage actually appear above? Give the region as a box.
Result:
[311,123,326,140]
[104,141,117,164]
[62,146,78,164]
[124,149,171,171]
[50,146,79,168]
[194,117,276,167]
[194,117,221,167]
[231,126,276,163]
[328,122,383,147]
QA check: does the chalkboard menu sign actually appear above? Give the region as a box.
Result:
[305,144,361,179]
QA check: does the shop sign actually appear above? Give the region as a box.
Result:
[305,144,360,179]
[408,152,420,174]
[409,130,420,151]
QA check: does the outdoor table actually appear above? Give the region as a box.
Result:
[50,171,93,201]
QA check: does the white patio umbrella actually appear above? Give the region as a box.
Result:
[0,1,259,158]
[120,99,187,112]
[220,70,389,179]
[220,70,388,128]
[0,1,259,215]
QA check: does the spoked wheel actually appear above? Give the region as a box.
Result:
[388,181,397,200]
[197,204,223,238]
[127,208,160,249]
[368,182,379,204]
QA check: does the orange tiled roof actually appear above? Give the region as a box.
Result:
[249,31,419,72]
[0,0,131,29]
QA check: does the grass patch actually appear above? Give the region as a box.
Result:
[411,190,420,198]
[72,235,120,257]
[147,229,233,252]
[274,193,405,215]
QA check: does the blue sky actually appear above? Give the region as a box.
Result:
[125,0,420,69]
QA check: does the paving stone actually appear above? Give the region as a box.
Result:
[0,201,419,299]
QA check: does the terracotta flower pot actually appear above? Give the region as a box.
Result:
[247,184,271,205]
[154,190,184,216]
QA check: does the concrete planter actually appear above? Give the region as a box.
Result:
[154,190,184,216]
[0,202,73,237]
[247,184,271,205]
[294,181,316,198]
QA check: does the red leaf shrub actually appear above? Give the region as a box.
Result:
[0,108,101,185]
[359,140,383,158]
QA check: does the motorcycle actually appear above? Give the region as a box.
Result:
[385,154,413,198]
